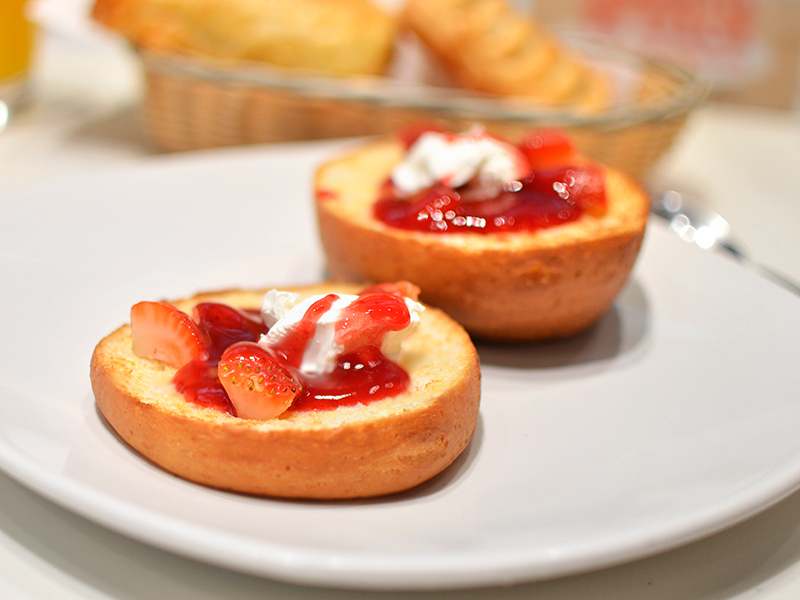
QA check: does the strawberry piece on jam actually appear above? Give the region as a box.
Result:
[519,129,577,170]
[192,302,269,361]
[218,342,302,421]
[130,301,210,368]
[335,292,412,350]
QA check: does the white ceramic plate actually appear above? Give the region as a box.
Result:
[1,142,800,591]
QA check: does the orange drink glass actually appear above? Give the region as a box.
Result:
[1,0,35,122]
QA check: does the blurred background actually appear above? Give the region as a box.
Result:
[530,0,800,111]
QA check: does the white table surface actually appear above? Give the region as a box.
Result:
[3,23,800,600]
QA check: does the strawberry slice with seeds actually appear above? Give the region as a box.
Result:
[130,301,210,368]
[218,342,302,421]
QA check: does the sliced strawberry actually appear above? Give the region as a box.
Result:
[335,292,412,350]
[130,301,210,368]
[519,129,577,170]
[218,342,302,421]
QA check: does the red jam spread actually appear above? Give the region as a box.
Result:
[373,128,607,234]
[290,346,408,412]
[172,291,412,416]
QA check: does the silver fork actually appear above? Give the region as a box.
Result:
[650,190,800,296]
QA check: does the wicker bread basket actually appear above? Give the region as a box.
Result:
[140,33,707,179]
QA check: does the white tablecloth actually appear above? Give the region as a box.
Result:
[2,26,800,600]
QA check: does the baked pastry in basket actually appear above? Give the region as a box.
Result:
[402,0,609,112]
[315,127,649,340]
[92,0,397,76]
[90,283,481,499]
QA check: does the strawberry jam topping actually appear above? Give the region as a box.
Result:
[289,346,408,412]
[173,360,232,413]
[169,291,412,416]
[374,128,607,234]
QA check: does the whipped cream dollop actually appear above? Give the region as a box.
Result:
[391,127,528,197]
[259,289,424,375]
